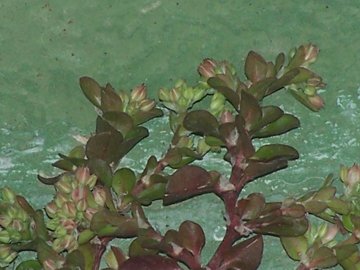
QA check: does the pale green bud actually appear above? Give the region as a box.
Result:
[158,88,169,101]
[0,187,16,204]
[0,230,10,243]
[131,84,147,102]
[45,201,58,218]
[139,99,155,112]
[92,186,106,207]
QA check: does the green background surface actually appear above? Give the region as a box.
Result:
[1,1,359,269]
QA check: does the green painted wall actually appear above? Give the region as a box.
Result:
[1,1,359,268]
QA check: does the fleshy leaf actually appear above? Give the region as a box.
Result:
[265,68,299,96]
[281,235,308,261]
[16,260,42,270]
[246,77,276,100]
[207,77,240,109]
[64,250,85,269]
[245,51,268,83]
[37,172,64,185]
[102,111,134,137]
[164,165,214,205]
[101,83,122,112]
[244,159,288,180]
[120,255,181,270]
[112,168,136,196]
[85,132,124,164]
[90,209,138,237]
[117,126,149,160]
[183,110,219,137]
[219,235,263,270]
[250,144,299,162]
[79,76,102,108]
[307,246,337,269]
[274,52,285,74]
[250,106,283,135]
[87,159,112,187]
[132,107,164,126]
[240,90,262,131]
[178,221,205,257]
[253,114,300,138]
[137,183,166,205]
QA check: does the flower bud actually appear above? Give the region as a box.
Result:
[198,58,217,79]
[71,187,86,203]
[75,167,90,186]
[158,88,169,101]
[0,215,12,228]
[343,164,360,191]
[0,230,10,243]
[308,95,324,111]
[0,187,16,204]
[139,99,155,112]
[303,44,319,65]
[54,193,68,208]
[131,84,147,102]
[45,201,58,218]
[183,87,194,101]
[76,198,88,211]
[85,175,97,189]
[55,176,73,194]
[169,88,181,103]
[84,207,98,222]
[62,202,77,218]
[92,186,106,207]
[0,245,15,261]
[11,219,23,232]
[210,92,226,115]
[60,219,77,233]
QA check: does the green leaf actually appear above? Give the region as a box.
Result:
[164,165,214,205]
[207,77,240,109]
[101,83,123,112]
[266,68,300,96]
[37,173,63,185]
[90,209,138,237]
[245,51,268,83]
[16,260,42,270]
[246,77,276,100]
[250,144,299,162]
[250,106,284,135]
[117,126,149,161]
[137,183,166,205]
[274,52,285,74]
[288,67,316,84]
[79,76,102,107]
[307,246,337,269]
[240,90,262,131]
[253,114,300,138]
[112,168,136,196]
[327,198,350,215]
[244,159,288,180]
[132,108,164,126]
[219,235,263,270]
[102,111,134,136]
[183,110,219,137]
[64,249,85,269]
[85,131,124,164]
[281,236,308,261]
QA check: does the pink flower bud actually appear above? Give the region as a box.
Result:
[62,202,77,218]
[76,198,88,211]
[45,201,58,218]
[55,176,73,194]
[303,44,319,65]
[92,186,107,207]
[60,219,77,232]
[131,84,147,102]
[84,207,98,222]
[75,167,91,185]
[198,58,217,79]
[71,187,86,203]
[346,164,360,188]
[308,95,324,110]
[139,99,155,112]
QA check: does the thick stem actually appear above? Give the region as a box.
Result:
[93,237,111,270]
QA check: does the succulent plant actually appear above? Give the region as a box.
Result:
[0,44,359,270]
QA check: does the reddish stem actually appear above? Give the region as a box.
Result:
[93,237,112,270]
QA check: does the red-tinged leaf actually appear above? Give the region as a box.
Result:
[307,246,337,269]
[164,165,214,205]
[287,45,306,69]
[281,235,308,261]
[129,238,159,257]
[96,115,118,134]
[101,83,123,112]
[274,52,285,74]
[79,76,102,107]
[102,111,134,137]
[253,114,300,138]
[289,88,325,112]
[87,159,112,187]
[302,200,328,214]
[246,77,276,100]
[90,209,138,238]
[133,107,164,126]
[237,193,265,220]
[207,77,240,109]
[178,221,205,257]
[86,132,124,164]
[16,260,42,270]
[240,90,262,131]
[57,153,86,167]
[183,110,219,137]
[334,244,358,262]
[219,235,263,270]
[249,215,308,236]
[250,144,299,162]
[118,126,149,160]
[265,68,300,96]
[120,255,182,270]
[245,51,268,83]
[244,159,288,180]
[250,106,283,135]
[64,250,85,269]
[37,172,64,185]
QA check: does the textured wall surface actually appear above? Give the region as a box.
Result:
[1,1,359,268]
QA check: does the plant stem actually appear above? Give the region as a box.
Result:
[93,237,111,270]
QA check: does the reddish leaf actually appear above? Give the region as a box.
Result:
[245,51,268,83]
[120,255,182,270]
[247,77,276,100]
[101,83,123,112]
[219,235,263,270]
[102,111,134,137]
[244,159,288,180]
[183,110,219,137]
[85,132,124,164]
[164,165,214,205]
[265,68,299,96]
[178,221,205,257]
[240,91,262,131]
[307,246,337,269]
[79,76,101,108]
[250,106,283,135]
[133,107,164,126]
